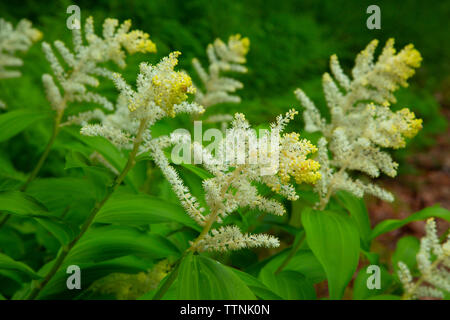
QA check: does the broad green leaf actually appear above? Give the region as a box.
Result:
[231,268,282,300]
[392,236,420,274]
[259,269,316,300]
[177,253,256,299]
[0,191,48,217]
[95,192,200,231]
[336,190,372,250]
[260,249,326,284]
[302,208,360,299]
[0,191,74,244]
[0,228,26,260]
[371,205,450,240]
[0,154,25,191]
[35,218,75,245]
[38,256,151,299]
[26,177,97,225]
[0,172,23,192]
[0,109,50,142]
[64,128,140,191]
[64,151,115,199]
[66,226,180,264]
[64,150,90,169]
[0,253,40,280]
[179,163,213,179]
[353,265,393,300]
[27,177,96,214]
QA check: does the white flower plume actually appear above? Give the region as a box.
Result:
[398,218,450,300]
[148,110,320,252]
[295,39,423,208]
[0,18,41,108]
[42,17,156,114]
[192,34,250,108]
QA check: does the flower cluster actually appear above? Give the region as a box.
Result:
[79,52,204,149]
[113,51,195,117]
[192,34,249,108]
[197,225,280,252]
[398,218,450,299]
[42,17,156,114]
[0,18,41,108]
[148,110,320,252]
[295,39,423,207]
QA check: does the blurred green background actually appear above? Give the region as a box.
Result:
[1,0,449,175]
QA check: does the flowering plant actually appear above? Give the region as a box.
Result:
[0,11,448,302]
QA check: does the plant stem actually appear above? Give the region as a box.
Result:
[153,165,246,299]
[188,165,245,252]
[20,108,64,192]
[188,207,219,251]
[0,108,65,231]
[152,253,186,300]
[275,232,305,274]
[318,163,349,210]
[26,118,148,300]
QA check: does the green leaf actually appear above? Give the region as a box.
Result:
[177,253,256,299]
[0,154,25,191]
[0,191,48,218]
[64,128,140,191]
[38,256,151,299]
[0,253,40,280]
[371,205,450,240]
[302,208,360,299]
[35,218,75,246]
[336,190,372,250]
[353,265,393,300]
[259,269,316,300]
[64,151,115,199]
[66,226,180,264]
[0,191,76,244]
[27,177,96,214]
[260,249,326,284]
[392,236,420,274]
[26,177,97,225]
[179,163,213,179]
[0,109,50,142]
[95,192,200,231]
[231,268,282,300]
[64,150,90,169]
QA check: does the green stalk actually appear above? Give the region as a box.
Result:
[152,166,246,299]
[275,232,305,274]
[26,118,148,300]
[188,165,245,252]
[21,107,64,192]
[152,253,187,300]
